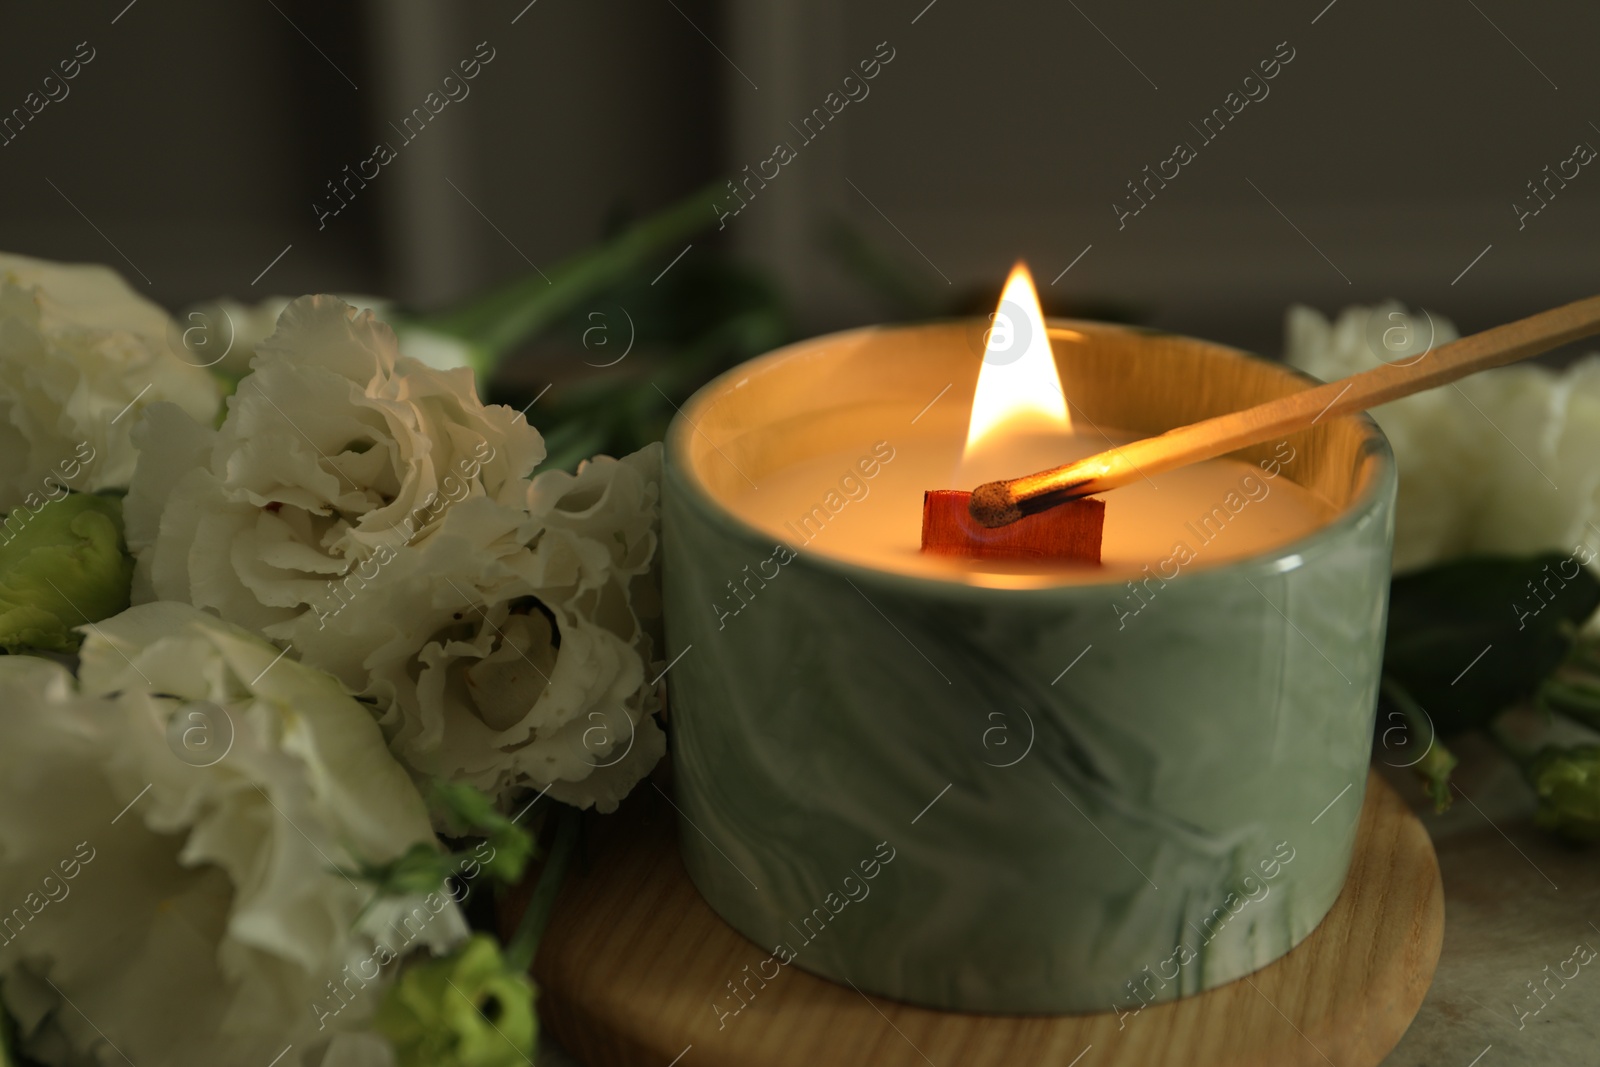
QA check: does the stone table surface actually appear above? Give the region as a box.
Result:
[1376,735,1599,1067]
[536,740,1597,1067]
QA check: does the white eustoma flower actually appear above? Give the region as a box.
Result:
[181,294,476,379]
[127,295,666,812]
[367,445,667,812]
[1455,360,1600,563]
[1285,302,1600,572]
[0,252,220,513]
[0,602,464,1067]
[125,294,544,639]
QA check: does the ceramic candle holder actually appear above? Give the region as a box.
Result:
[661,321,1396,1013]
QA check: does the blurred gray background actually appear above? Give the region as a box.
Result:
[1,0,1596,356]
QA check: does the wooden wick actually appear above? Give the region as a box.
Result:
[922,490,1103,562]
[969,293,1600,528]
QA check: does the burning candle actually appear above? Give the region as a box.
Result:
[718,263,1333,589]
[659,271,1395,1014]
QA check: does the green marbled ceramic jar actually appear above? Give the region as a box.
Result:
[661,320,1395,1014]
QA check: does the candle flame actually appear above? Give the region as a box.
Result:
[962,261,1071,459]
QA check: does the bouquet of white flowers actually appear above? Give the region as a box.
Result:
[0,184,756,1067]
[0,252,658,1065]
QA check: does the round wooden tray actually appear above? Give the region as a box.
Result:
[532,768,1443,1067]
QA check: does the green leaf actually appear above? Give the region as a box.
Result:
[406,181,729,374]
[0,493,133,653]
[522,295,789,473]
[1383,554,1600,734]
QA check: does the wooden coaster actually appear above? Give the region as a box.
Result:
[533,769,1442,1067]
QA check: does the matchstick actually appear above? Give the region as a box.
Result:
[969,293,1600,528]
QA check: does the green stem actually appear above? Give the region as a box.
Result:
[1380,676,1459,813]
[404,182,724,377]
[1539,675,1600,732]
[503,804,579,974]
[1379,676,1433,741]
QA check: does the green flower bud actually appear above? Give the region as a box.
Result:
[375,934,537,1067]
[346,841,458,898]
[0,494,132,653]
[430,781,535,884]
[1527,743,1600,843]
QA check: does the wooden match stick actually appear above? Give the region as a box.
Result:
[922,490,1104,562]
[969,293,1600,528]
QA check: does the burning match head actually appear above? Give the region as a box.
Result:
[968,482,1023,528]
[970,454,1108,527]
